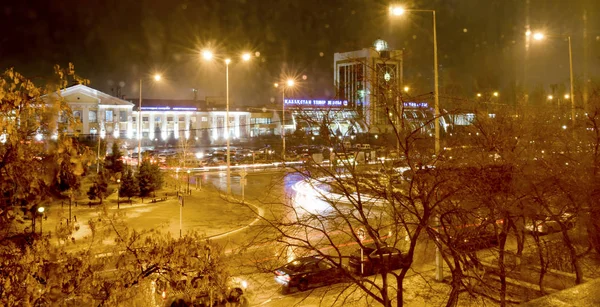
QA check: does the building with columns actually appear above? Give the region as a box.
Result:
[59,85,256,149]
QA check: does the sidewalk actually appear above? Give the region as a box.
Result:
[43,184,259,250]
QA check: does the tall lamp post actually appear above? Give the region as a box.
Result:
[116,179,121,209]
[530,32,575,127]
[391,5,443,282]
[390,6,440,155]
[138,74,162,168]
[275,79,295,161]
[202,50,252,195]
[37,207,45,236]
[186,170,191,195]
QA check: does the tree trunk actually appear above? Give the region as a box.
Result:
[396,275,404,307]
[562,230,584,284]
[498,219,509,307]
[532,234,547,294]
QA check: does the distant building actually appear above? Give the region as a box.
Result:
[334,39,403,131]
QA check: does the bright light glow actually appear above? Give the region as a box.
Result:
[196,152,204,159]
[404,86,409,92]
[477,93,482,97]
[153,74,161,81]
[547,95,554,100]
[273,83,279,88]
[525,30,532,36]
[225,58,231,65]
[35,133,43,141]
[562,125,567,130]
[241,52,251,61]
[286,79,295,87]
[389,6,405,16]
[493,92,499,97]
[533,32,544,41]
[201,50,213,61]
[564,94,570,99]
[38,207,45,213]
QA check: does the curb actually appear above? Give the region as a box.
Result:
[207,197,265,240]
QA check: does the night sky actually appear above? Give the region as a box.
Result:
[1,0,599,106]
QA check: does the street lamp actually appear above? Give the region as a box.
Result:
[202,50,252,195]
[390,5,440,155]
[186,170,190,195]
[278,79,295,161]
[403,86,410,93]
[138,73,162,168]
[530,31,575,126]
[117,179,121,209]
[493,92,499,97]
[37,207,45,236]
[176,168,180,194]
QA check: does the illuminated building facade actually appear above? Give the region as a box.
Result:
[280,99,367,136]
[334,39,403,132]
[59,85,252,145]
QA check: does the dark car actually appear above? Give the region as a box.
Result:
[274,256,344,293]
[348,244,408,276]
[450,227,499,252]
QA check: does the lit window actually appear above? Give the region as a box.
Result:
[202,117,208,122]
[179,117,185,122]
[119,111,127,122]
[167,117,173,122]
[89,111,97,123]
[155,116,161,122]
[105,110,114,122]
[143,117,149,122]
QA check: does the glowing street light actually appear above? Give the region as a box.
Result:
[547,95,554,100]
[564,94,570,99]
[493,92,499,97]
[201,50,213,61]
[390,5,440,155]
[202,49,253,195]
[389,6,405,16]
[477,93,482,98]
[403,86,410,92]
[533,32,545,41]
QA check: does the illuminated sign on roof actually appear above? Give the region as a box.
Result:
[140,106,198,111]
[403,102,429,109]
[284,99,348,108]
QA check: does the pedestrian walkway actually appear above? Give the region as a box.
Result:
[43,184,260,250]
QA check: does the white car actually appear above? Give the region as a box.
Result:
[524,213,575,235]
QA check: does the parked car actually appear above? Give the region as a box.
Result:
[450,227,499,252]
[274,256,345,293]
[525,213,575,235]
[348,243,408,276]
